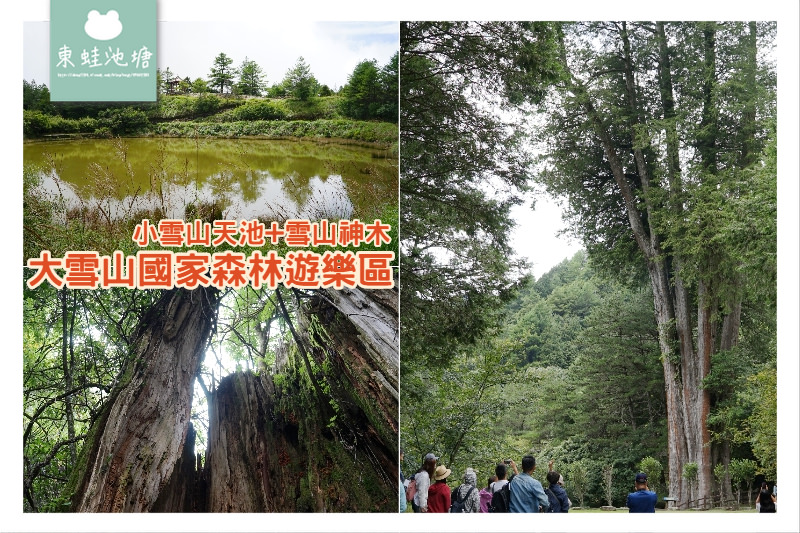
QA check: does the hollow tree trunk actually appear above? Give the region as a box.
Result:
[315,286,399,435]
[70,287,218,512]
[203,286,399,512]
[204,372,301,512]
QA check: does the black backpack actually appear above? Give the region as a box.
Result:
[450,485,475,513]
[489,482,510,513]
[545,487,558,512]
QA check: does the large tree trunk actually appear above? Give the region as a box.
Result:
[691,281,714,506]
[70,287,218,512]
[314,286,399,439]
[203,286,398,512]
[67,282,397,512]
[151,422,204,512]
[204,372,302,512]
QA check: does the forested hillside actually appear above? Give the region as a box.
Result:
[400,20,776,511]
[403,250,775,508]
[24,52,398,144]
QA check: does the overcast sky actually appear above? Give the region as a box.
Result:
[511,194,582,279]
[24,20,398,90]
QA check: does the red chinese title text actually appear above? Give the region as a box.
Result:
[26,219,395,291]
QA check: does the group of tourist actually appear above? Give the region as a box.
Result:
[401,450,683,513]
[401,452,576,513]
[401,450,779,514]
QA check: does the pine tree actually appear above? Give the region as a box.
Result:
[208,52,235,94]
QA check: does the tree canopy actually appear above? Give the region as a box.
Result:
[536,21,776,504]
[236,57,266,96]
[400,20,776,510]
[282,57,318,101]
[208,52,236,94]
[399,21,563,369]
[340,52,398,121]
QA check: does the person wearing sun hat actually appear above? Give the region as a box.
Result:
[427,464,452,513]
[626,472,657,512]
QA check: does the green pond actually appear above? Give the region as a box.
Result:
[24,137,397,222]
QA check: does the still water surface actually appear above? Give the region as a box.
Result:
[24,137,397,221]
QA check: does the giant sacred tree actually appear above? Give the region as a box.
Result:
[539,21,776,506]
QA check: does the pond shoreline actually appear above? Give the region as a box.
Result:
[24,132,396,152]
[24,136,398,258]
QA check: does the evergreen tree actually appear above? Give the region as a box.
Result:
[161,67,175,94]
[537,21,776,506]
[283,56,318,101]
[237,57,266,96]
[399,21,562,368]
[191,77,209,94]
[340,59,381,119]
[208,52,236,94]
[377,52,398,121]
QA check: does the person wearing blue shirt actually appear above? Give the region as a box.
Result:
[627,472,657,513]
[508,456,550,513]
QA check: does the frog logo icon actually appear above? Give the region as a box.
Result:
[84,10,123,41]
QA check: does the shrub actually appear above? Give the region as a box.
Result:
[98,107,149,135]
[153,96,196,119]
[228,100,288,121]
[23,111,98,137]
[193,94,222,116]
[23,110,50,137]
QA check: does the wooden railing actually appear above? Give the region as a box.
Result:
[663,494,746,510]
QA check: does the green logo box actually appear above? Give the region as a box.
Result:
[50,0,157,101]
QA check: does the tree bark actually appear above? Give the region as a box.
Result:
[61,288,78,465]
[204,369,396,512]
[71,287,218,512]
[315,286,399,427]
[299,286,399,483]
[203,286,398,512]
[691,281,714,505]
[204,372,296,512]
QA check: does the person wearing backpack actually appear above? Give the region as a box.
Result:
[545,470,570,512]
[450,467,481,513]
[489,460,517,512]
[479,475,497,512]
[490,460,517,494]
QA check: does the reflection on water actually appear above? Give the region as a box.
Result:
[24,137,397,222]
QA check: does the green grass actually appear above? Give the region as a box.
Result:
[26,94,396,145]
[568,507,756,513]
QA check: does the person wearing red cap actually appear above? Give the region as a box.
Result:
[627,473,657,512]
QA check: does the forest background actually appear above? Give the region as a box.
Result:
[5,2,800,533]
[398,12,798,533]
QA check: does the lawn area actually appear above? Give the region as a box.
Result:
[568,507,756,513]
